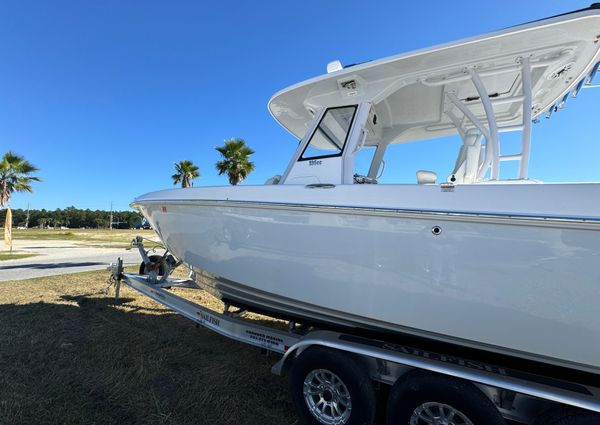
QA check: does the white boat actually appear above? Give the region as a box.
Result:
[133,6,600,375]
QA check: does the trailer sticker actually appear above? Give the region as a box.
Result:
[196,311,220,327]
[380,342,508,376]
[245,330,285,349]
[339,334,593,396]
[148,289,165,299]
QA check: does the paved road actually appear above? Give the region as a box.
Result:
[0,240,145,281]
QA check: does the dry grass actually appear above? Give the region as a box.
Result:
[0,269,297,425]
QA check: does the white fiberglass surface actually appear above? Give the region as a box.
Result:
[269,10,600,144]
[133,183,600,221]
[139,200,600,370]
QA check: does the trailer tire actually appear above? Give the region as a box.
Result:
[289,347,376,425]
[386,370,505,425]
[139,255,165,276]
[533,407,600,425]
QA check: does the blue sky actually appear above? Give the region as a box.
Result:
[2,0,599,210]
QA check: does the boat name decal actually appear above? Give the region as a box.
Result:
[308,160,322,166]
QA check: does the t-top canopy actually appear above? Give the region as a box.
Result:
[268,6,600,146]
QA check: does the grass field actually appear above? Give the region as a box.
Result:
[7,228,162,249]
[0,269,297,425]
[12,228,157,242]
[0,251,39,261]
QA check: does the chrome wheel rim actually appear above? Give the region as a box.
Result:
[303,369,352,425]
[409,402,474,425]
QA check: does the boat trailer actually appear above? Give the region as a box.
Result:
[108,238,600,425]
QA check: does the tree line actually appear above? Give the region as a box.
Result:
[0,207,143,229]
[0,138,256,223]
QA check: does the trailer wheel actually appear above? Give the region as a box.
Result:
[533,407,600,425]
[289,347,376,425]
[386,371,505,425]
[138,255,165,276]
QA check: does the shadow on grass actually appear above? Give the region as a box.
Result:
[0,295,296,425]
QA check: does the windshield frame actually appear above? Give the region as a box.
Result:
[298,105,358,162]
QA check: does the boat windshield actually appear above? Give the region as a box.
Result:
[300,106,356,160]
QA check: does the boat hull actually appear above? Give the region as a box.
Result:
[135,188,600,374]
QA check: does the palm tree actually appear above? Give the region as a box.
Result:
[0,151,40,208]
[215,138,255,185]
[172,160,200,188]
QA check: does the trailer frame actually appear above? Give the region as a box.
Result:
[108,243,600,425]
